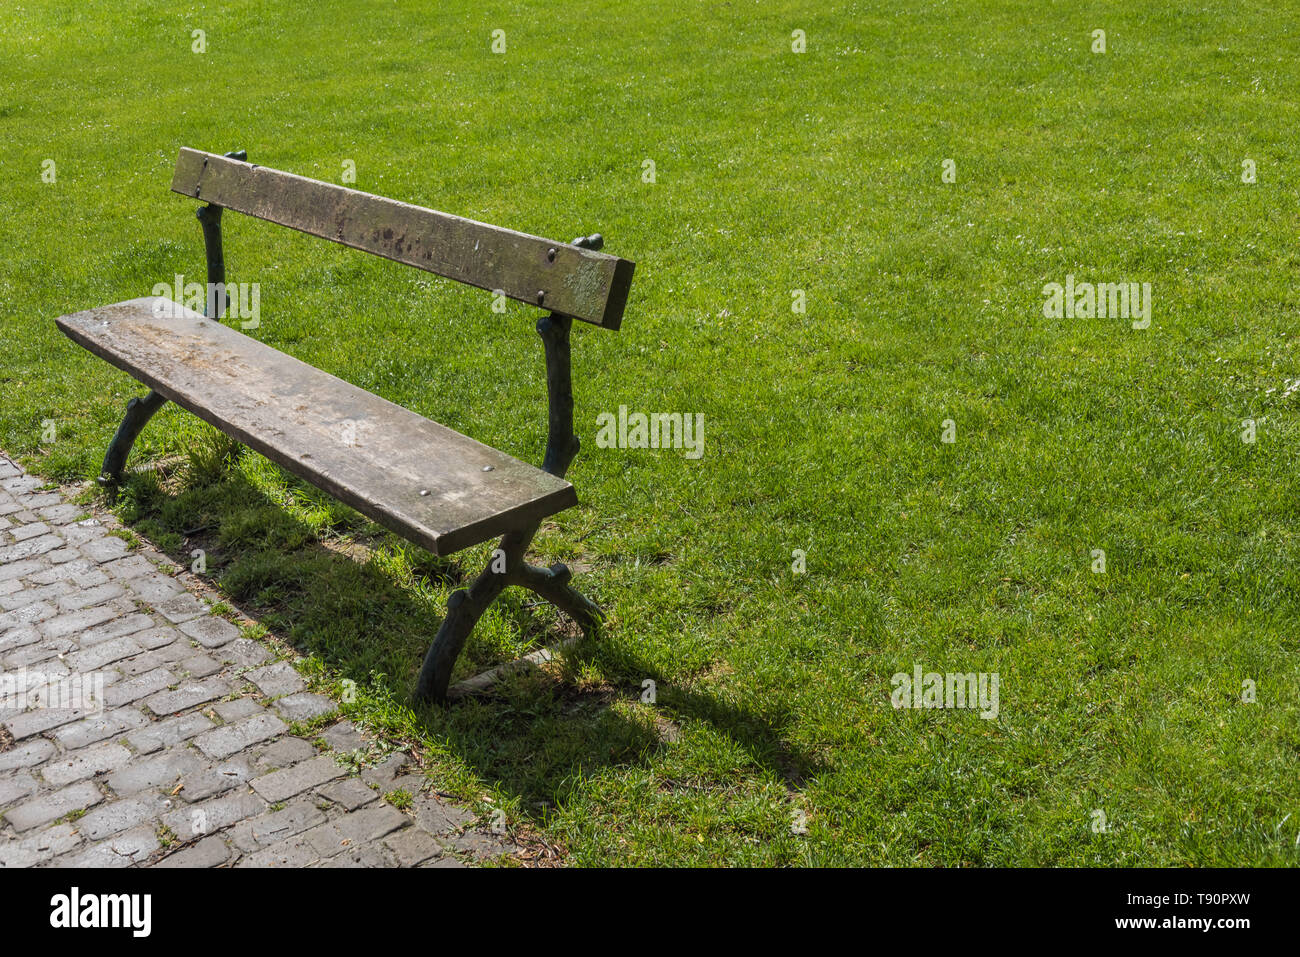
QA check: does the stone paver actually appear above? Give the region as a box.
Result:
[51,708,149,750]
[0,452,518,867]
[41,741,132,786]
[247,661,305,698]
[271,692,336,724]
[194,713,287,760]
[250,754,346,803]
[4,779,103,832]
[143,676,232,716]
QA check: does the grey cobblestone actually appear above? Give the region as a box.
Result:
[105,747,205,796]
[0,771,40,805]
[251,755,347,803]
[3,706,92,741]
[229,798,328,852]
[3,779,104,832]
[0,558,50,583]
[65,634,145,672]
[125,712,214,754]
[319,720,366,753]
[179,615,240,649]
[56,581,126,612]
[40,741,132,786]
[272,692,337,724]
[0,822,82,867]
[79,536,131,564]
[0,737,56,771]
[26,558,111,589]
[133,625,183,650]
[37,604,121,640]
[9,521,52,542]
[0,533,64,564]
[0,624,41,654]
[179,755,256,802]
[302,804,408,858]
[52,824,158,867]
[38,503,84,525]
[18,493,63,509]
[77,793,173,841]
[318,777,379,812]
[153,593,208,623]
[102,555,155,579]
[3,635,76,669]
[143,676,232,716]
[118,641,195,676]
[154,835,231,867]
[0,600,59,631]
[51,708,150,749]
[104,667,177,707]
[413,793,477,835]
[123,573,186,604]
[178,652,224,678]
[361,753,410,789]
[162,790,266,841]
[212,698,265,723]
[79,612,156,646]
[0,581,72,611]
[236,833,325,867]
[438,829,513,860]
[219,638,272,668]
[247,661,305,698]
[250,736,316,772]
[320,843,396,867]
[195,713,288,760]
[384,826,445,867]
[0,454,519,868]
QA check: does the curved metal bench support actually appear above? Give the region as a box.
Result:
[414,237,606,704]
[98,150,246,488]
[516,561,603,633]
[98,389,168,485]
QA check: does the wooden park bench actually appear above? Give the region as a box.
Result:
[54,148,635,704]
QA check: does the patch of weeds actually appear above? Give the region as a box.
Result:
[287,713,337,738]
[108,527,141,549]
[136,519,182,553]
[184,428,245,488]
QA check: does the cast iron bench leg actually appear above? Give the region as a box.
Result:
[413,542,603,705]
[99,155,244,489]
[516,562,603,632]
[99,390,168,485]
[414,294,605,705]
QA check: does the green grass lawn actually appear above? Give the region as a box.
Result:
[2,0,1298,865]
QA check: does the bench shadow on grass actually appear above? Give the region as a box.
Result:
[114,459,822,811]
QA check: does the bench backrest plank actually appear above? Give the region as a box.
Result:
[170,148,634,330]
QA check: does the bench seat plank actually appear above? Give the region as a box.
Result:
[56,298,578,556]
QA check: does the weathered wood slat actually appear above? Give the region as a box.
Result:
[170,148,635,330]
[56,298,578,556]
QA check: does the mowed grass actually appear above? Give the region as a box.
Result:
[2,0,1299,865]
